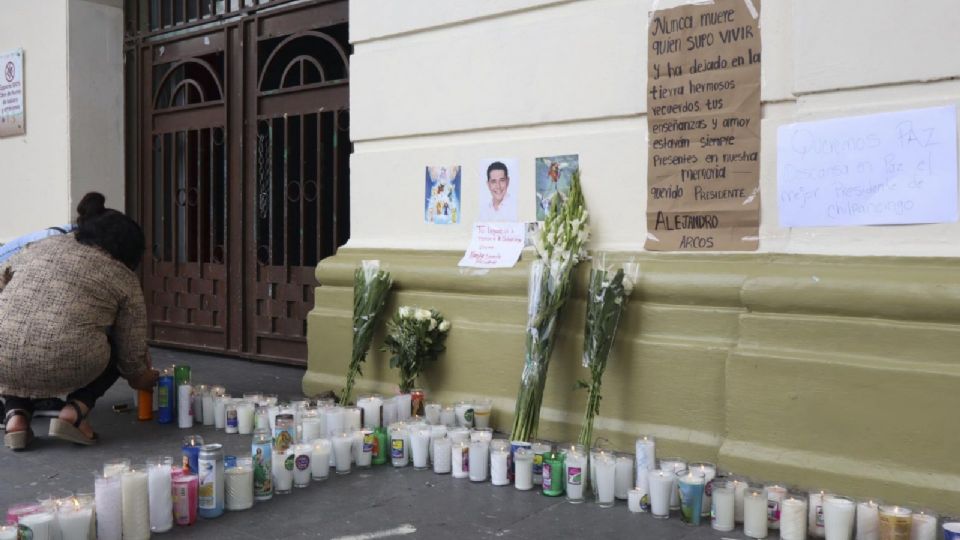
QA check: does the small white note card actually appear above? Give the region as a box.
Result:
[777,105,958,227]
[458,222,525,268]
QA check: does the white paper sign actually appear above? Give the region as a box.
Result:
[777,106,958,227]
[0,48,24,137]
[458,222,525,268]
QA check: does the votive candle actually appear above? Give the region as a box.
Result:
[809,490,831,538]
[659,457,686,510]
[411,427,431,470]
[225,457,254,510]
[711,481,735,532]
[910,510,937,540]
[744,486,769,539]
[648,469,675,519]
[147,457,173,532]
[292,443,312,488]
[272,450,294,494]
[634,435,656,512]
[780,492,808,540]
[121,467,150,540]
[856,500,880,540]
[236,401,255,435]
[564,445,587,503]
[765,483,787,530]
[676,469,705,524]
[730,475,748,523]
[614,455,634,500]
[333,432,354,474]
[491,446,510,486]
[878,505,911,540]
[57,499,93,540]
[823,495,855,540]
[310,439,331,481]
[433,437,452,474]
[19,511,54,540]
[514,448,534,490]
[94,473,122,540]
[469,440,490,482]
[451,441,469,479]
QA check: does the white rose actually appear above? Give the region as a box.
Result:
[399,306,412,318]
[439,320,451,332]
[428,319,437,331]
[415,309,431,321]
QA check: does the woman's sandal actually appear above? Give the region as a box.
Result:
[48,401,98,446]
[3,409,35,451]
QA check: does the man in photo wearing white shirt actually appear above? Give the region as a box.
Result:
[478,161,518,222]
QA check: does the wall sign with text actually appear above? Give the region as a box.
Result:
[645,0,761,251]
[0,48,24,138]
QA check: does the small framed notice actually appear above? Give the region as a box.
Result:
[0,48,24,138]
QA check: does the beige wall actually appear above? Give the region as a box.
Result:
[347,0,960,256]
[0,0,70,241]
[0,0,124,243]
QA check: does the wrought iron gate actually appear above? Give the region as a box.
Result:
[125,0,349,363]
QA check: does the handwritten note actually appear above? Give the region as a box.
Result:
[777,106,958,227]
[458,222,525,268]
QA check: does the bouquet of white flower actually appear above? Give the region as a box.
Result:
[577,256,638,447]
[382,306,452,393]
[342,260,393,405]
[510,169,590,442]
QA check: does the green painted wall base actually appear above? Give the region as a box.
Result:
[305,247,960,515]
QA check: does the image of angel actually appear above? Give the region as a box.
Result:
[424,165,462,224]
[535,154,579,221]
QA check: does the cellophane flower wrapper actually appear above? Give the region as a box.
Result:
[342,260,393,405]
[383,306,451,393]
[577,255,638,447]
[511,170,589,442]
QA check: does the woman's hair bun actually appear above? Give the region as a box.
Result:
[76,192,107,223]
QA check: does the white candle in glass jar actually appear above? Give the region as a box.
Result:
[856,500,880,540]
[911,511,938,540]
[514,448,534,490]
[272,450,294,493]
[634,436,656,509]
[878,505,912,539]
[310,439,331,481]
[628,488,644,513]
[469,440,489,482]
[648,469,674,518]
[473,399,492,428]
[729,476,747,523]
[689,462,716,516]
[236,401,256,435]
[491,447,510,486]
[396,394,412,421]
[382,398,398,426]
[411,427,431,470]
[428,425,447,463]
[658,458,686,509]
[451,442,470,479]
[440,406,456,427]
[193,385,206,425]
[147,459,173,532]
[454,401,474,428]
[823,495,855,540]
[614,455,634,500]
[19,511,55,540]
[177,384,193,428]
[292,443,313,487]
[95,473,122,540]
[121,468,150,540]
[202,392,215,426]
[433,437,452,474]
[225,460,254,510]
[324,407,345,438]
[448,427,470,445]
[743,487,768,539]
[595,453,617,508]
[333,433,354,474]
[809,491,830,538]
[356,395,383,429]
[711,481,735,532]
[765,484,787,529]
[564,449,587,501]
[0,526,17,540]
[780,494,808,540]
[302,416,323,443]
[424,402,442,425]
[344,407,362,431]
[56,500,94,540]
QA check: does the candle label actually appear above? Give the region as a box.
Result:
[226,409,238,429]
[391,439,405,459]
[816,504,824,527]
[295,454,310,471]
[566,466,582,486]
[198,458,217,509]
[285,454,295,471]
[363,434,375,453]
[542,463,553,490]
[640,493,651,512]
[173,484,191,524]
[460,447,470,472]
[533,453,544,476]
[252,442,272,497]
[768,499,781,524]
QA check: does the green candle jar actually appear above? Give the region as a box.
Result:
[372,427,388,465]
[541,450,565,497]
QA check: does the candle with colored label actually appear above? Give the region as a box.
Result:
[292,443,312,488]
[689,462,716,517]
[451,441,469,479]
[809,491,830,538]
[272,449,294,494]
[676,469,705,524]
[878,505,911,540]
[563,445,586,502]
[634,435,656,512]
[765,483,787,530]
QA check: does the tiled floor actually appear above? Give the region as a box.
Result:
[0,348,748,539]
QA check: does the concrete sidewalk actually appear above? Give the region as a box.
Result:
[0,348,748,539]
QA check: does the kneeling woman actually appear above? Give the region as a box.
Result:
[0,209,158,450]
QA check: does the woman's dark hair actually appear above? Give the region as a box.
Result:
[76,192,107,226]
[75,209,145,271]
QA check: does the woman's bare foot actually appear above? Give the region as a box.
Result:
[58,402,95,440]
[4,413,29,433]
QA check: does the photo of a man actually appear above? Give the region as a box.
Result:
[478,159,519,222]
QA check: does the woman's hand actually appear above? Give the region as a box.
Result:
[128,368,159,391]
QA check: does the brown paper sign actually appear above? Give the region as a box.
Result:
[645,0,761,251]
